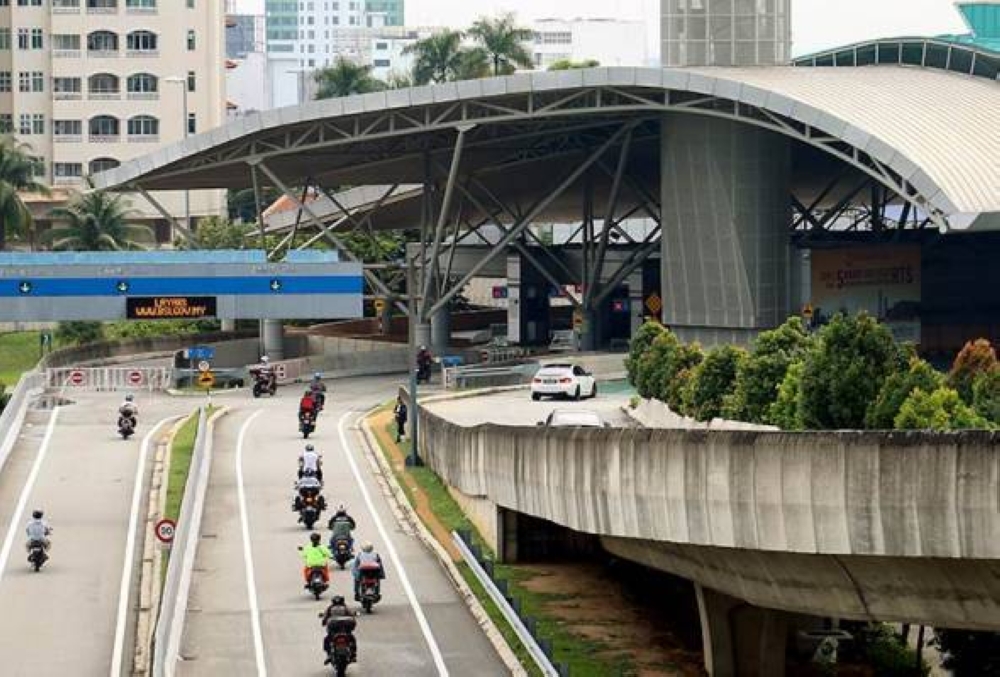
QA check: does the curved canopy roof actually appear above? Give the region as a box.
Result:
[95,66,1000,231]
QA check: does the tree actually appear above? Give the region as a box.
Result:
[626,320,666,387]
[452,46,491,80]
[660,342,704,413]
[55,321,105,346]
[227,186,280,224]
[722,317,812,424]
[182,216,252,250]
[797,313,905,430]
[45,191,154,251]
[769,360,805,430]
[893,387,989,431]
[865,356,945,429]
[973,369,1000,425]
[313,57,387,99]
[684,344,747,421]
[548,59,600,70]
[405,30,467,84]
[0,136,48,250]
[948,339,998,403]
[467,13,535,76]
[635,329,681,400]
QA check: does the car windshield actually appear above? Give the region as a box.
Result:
[539,364,573,372]
[548,411,603,427]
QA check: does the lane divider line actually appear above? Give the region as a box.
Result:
[0,406,61,586]
[337,410,450,676]
[111,415,179,677]
[236,409,268,677]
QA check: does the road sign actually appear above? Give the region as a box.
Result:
[269,279,282,292]
[491,286,509,300]
[197,360,211,373]
[374,298,387,313]
[572,310,584,330]
[645,293,663,315]
[197,371,215,388]
[273,363,287,380]
[68,370,85,386]
[802,303,814,319]
[187,345,215,361]
[18,281,31,295]
[127,370,144,386]
[154,518,176,544]
[115,280,129,294]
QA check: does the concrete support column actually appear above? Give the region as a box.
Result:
[379,302,393,336]
[431,305,450,356]
[696,584,788,677]
[506,253,521,345]
[579,308,599,351]
[661,116,792,346]
[221,319,236,332]
[414,322,432,353]
[627,268,644,337]
[261,319,285,360]
[497,507,519,564]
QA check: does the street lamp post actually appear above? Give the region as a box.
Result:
[164,76,191,243]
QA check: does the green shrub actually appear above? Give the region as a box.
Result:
[948,339,998,403]
[684,344,747,421]
[865,357,944,429]
[973,369,1000,425]
[722,317,812,424]
[660,342,704,413]
[634,329,681,400]
[625,320,666,387]
[853,624,929,677]
[798,313,905,430]
[105,320,219,340]
[55,321,105,346]
[894,387,990,431]
[768,360,805,430]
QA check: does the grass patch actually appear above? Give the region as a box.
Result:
[0,331,41,386]
[370,405,635,676]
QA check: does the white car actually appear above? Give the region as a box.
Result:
[530,363,597,401]
[539,409,607,428]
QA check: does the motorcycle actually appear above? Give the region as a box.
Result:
[298,494,323,530]
[415,362,431,385]
[27,540,48,572]
[320,615,358,677]
[118,414,136,440]
[250,369,277,398]
[306,565,329,600]
[300,411,316,439]
[358,564,382,613]
[332,536,353,570]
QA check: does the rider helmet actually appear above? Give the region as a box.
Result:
[361,542,373,553]
[305,444,315,452]
[310,532,321,545]
[125,394,134,402]
[337,504,345,513]
[261,355,270,363]
[331,595,345,605]
[32,510,43,519]
[314,372,322,380]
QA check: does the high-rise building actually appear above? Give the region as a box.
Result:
[1,0,227,239]
[365,0,403,27]
[661,0,791,67]
[533,18,651,69]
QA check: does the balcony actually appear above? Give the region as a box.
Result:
[86,5,118,15]
[125,49,159,58]
[127,134,159,143]
[89,134,121,143]
[88,92,121,100]
[125,6,156,15]
[53,49,82,59]
[51,1,81,13]
[54,134,82,143]
[126,92,158,101]
[87,49,119,58]
[54,92,82,100]
[54,175,85,185]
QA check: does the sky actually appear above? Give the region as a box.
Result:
[232,0,971,58]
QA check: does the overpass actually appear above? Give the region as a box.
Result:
[417,399,1000,675]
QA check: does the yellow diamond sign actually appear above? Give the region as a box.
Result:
[645,293,662,315]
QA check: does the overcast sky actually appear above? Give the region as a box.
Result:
[234,0,970,57]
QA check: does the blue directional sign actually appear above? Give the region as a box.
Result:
[187,346,216,361]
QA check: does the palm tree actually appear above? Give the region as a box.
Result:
[453,47,491,81]
[405,30,466,84]
[467,13,535,76]
[0,136,48,250]
[313,57,387,99]
[45,190,154,251]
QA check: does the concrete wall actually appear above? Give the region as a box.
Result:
[38,331,259,369]
[418,410,1000,628]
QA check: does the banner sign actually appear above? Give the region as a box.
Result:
[126,296,217,320]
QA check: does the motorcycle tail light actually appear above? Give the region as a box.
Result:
[335,636,349,647]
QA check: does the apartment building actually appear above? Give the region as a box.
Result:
[533,17,651,69]
[0,0,227,240]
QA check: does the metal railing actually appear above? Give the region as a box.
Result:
[443,364,530,390]
[0,371,45,478]
[45,366,172,392]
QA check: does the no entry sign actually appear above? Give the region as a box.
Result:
[68,370,85,386]
[127,370,144,386]
[155,518,176,544]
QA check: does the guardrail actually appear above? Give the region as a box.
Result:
[46,366,172,392]
[443,364,530,390]
[452,530,565,676]
[153,407,212,677]
[0,371,45,478]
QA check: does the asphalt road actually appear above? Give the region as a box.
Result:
[0,391,193,677]
[424,386,633,427]
[177,375,507,677]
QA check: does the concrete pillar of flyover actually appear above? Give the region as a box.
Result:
[414,322,432,354]
[627,268,644,338]
[431,305,451,357]
[578,308,599,351]
[261,319,285,360]
[696,584,788,677]
[221,319,236,332]
[506,253,521,345]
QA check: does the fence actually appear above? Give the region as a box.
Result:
[0,370,45,477]
[443,364,531,390]
[45,366,173,392]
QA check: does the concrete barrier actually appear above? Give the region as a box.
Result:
[0,371,44,478]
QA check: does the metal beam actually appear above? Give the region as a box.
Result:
[426,122,639,318]
[132,185,194,243]
[250,163,267,252]
[586,128,632,306]
[592,226,661,306]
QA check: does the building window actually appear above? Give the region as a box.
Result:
[186,70,195,91]
[55,162,84,179]
[86,0,118,9]
[0,29,9,50]
[87,30,118,53]
[17,29,29,49]
[126,72,157,93]
[126,30,157,52]
[125,0,155,7]
[54,119,83,136]
[186,0,193,7]
[18,71,43,92]
[89,115,120,138]
[53,77,82,98]
[19,114,44,135]
[88,73,120,94]
[31,28,43,49]
[187,112,196,134]
[52,0,82,8]
[127,114,158,137]
[0,72,10,92]
[17,0,44,6]
[373,59,390,67]
[186,29,196,50]
[0,114,12,133]
[89,157,120,174]
[52,34,81,51]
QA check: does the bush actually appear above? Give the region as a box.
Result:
[973,369,1000,425]
[626,321,666,387]
[865,357,945,429]
[684,345,747,421]
[768,360,805,430]
[634,330,681,400]
[55,321,105,346]
[851,624,929,677]
[722,317,812,424]
[948,339,998,403]
[934,628,1000,676]
[894,387,990,431]
[105,320,219,340]
[798,313,905,430]
[661,342,704,413]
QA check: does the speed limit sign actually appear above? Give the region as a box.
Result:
[155,518,176,544]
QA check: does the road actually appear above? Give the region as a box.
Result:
[424,386,634,427]
[0,391,193,677]
[177,375,507,676]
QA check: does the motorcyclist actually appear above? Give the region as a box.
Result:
[118,394,138,428]
[351,541,385,601]
[254,355,276,390]
[300,532,332,588]
[299,443,323,482]
[25,510,51,552]
[416,345,432,382]
[293,472,326,513]
[320,594,358,664]
[309,373,327,410]
[299,390,318,427]
[328,504,356,551]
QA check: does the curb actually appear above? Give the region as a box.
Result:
[357,411,527,676]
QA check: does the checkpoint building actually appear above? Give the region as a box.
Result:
[94,0,1000,359]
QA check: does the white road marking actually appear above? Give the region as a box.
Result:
[0,406,61,585]
[337,410,450,676]
[111,415,179,677]
[236,409,268,677]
